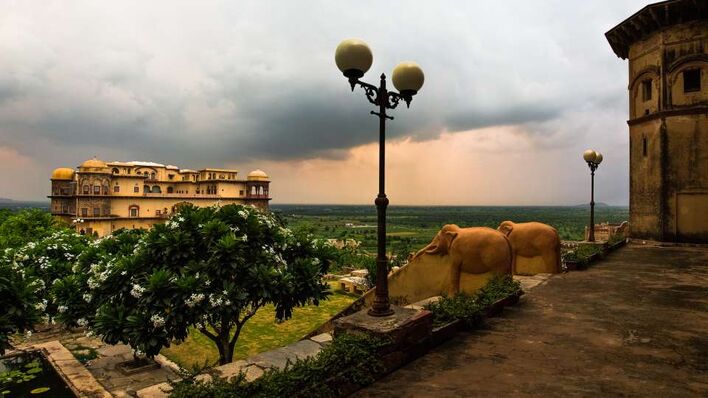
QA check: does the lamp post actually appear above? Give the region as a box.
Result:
[583,149,603,242]
[335,39,424,317]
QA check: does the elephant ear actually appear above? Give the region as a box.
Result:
[499,221,514,236]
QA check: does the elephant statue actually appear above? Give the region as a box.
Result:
[497,221,561,274]
[360,224,513,306]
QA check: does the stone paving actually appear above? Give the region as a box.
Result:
[355,245,708,397]
[136,332,335,397]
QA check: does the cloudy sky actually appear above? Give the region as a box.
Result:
[0,0,646,205]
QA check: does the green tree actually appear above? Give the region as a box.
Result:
[0,209,64,251]
[0,262,41,354]
[60,205,336,365]
[2,230,89,319]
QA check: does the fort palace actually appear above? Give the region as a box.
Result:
[49,158,270,236]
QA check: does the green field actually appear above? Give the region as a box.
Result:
[273,204,629,253]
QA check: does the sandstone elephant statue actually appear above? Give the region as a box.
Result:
[497,221,561,274]
[360,224,513,305]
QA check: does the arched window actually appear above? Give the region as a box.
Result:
[150,172,156,180]
[167,186,174,194]
[112,168,119,174]
[143,185,150,193]
[83,185,89,194]
[151,185,161,193]
[129,205,139,218]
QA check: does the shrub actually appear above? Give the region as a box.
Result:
[426,274,521,328]
[169,333,388,398]
[0,262,41,354]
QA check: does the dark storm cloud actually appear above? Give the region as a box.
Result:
[0,0,647,200]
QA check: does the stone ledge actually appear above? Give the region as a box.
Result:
[31,340,112,398]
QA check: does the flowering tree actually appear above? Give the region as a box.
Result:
[1,230,88,319]
[0,262,41,354]
[57,204,336,364]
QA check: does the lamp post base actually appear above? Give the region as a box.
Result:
[335,306,432,346]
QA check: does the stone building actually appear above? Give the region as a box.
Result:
[49,158,270,236]
[606,0,708,243]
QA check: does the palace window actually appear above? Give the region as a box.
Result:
[150,172,156,180]
[167,187,174,194]
[93,207,100,216]
[129,205,139,217]
[239,190,244,196]
[114,185,120,193]
[81,208,88,217]
[62,205,68,213]
[684,69,701,92]
[112,168,119,174]
[103,186,109,195]
[156,210,161,216]
[151,185,161,193]
[168,174,174,180]
[83,185,89,194]
[641,79,652,101]
[134,185,139,193]
[93,185,100,194]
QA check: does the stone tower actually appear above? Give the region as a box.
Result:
[606,0,708,243]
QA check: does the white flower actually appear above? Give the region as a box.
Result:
[150,314,165,328]
[130,284,145,298]
[35,300,47,311]
[185,293,205,308]
[77,318,88,327]
[241,235,248,242]
[25,330,32,338]
[238,210,248,219]
[311,258,320,266]
[83,293,92,302]
[58,305,68,313]
[177,216,185,222]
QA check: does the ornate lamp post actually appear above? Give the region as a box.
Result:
[583,149,603,242]
[335,39,424,317]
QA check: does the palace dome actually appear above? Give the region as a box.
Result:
[247,169,269,181]
[79,157,107,170]
[51,168,75,180]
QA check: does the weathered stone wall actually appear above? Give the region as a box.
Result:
[625,19,708,243]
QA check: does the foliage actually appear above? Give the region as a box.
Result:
[168,333,388,398]
[561,243,603,265]
[52,228,145,328]
[1,230,89,320]
[476,274,522,307]
[0,209,65,251]
[0,262,41,355]
[426,274,521,328]
[426,293,484,328]
[57,204,336,364]
[0,357,43,393]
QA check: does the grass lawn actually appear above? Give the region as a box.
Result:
[161,284,358,369]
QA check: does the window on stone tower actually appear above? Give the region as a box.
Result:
[683,69,701,92]
[642,136,647,157]
[641,79,652,101]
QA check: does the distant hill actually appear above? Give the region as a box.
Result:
[0,197,14,203]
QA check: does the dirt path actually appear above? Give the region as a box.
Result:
[355,245,708,398]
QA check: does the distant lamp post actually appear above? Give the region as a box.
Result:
[583,149,603,242]
[335,39,424,317]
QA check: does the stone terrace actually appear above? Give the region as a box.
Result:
[356,245,708,397]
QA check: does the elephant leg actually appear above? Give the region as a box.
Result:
[448,264,461,296]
